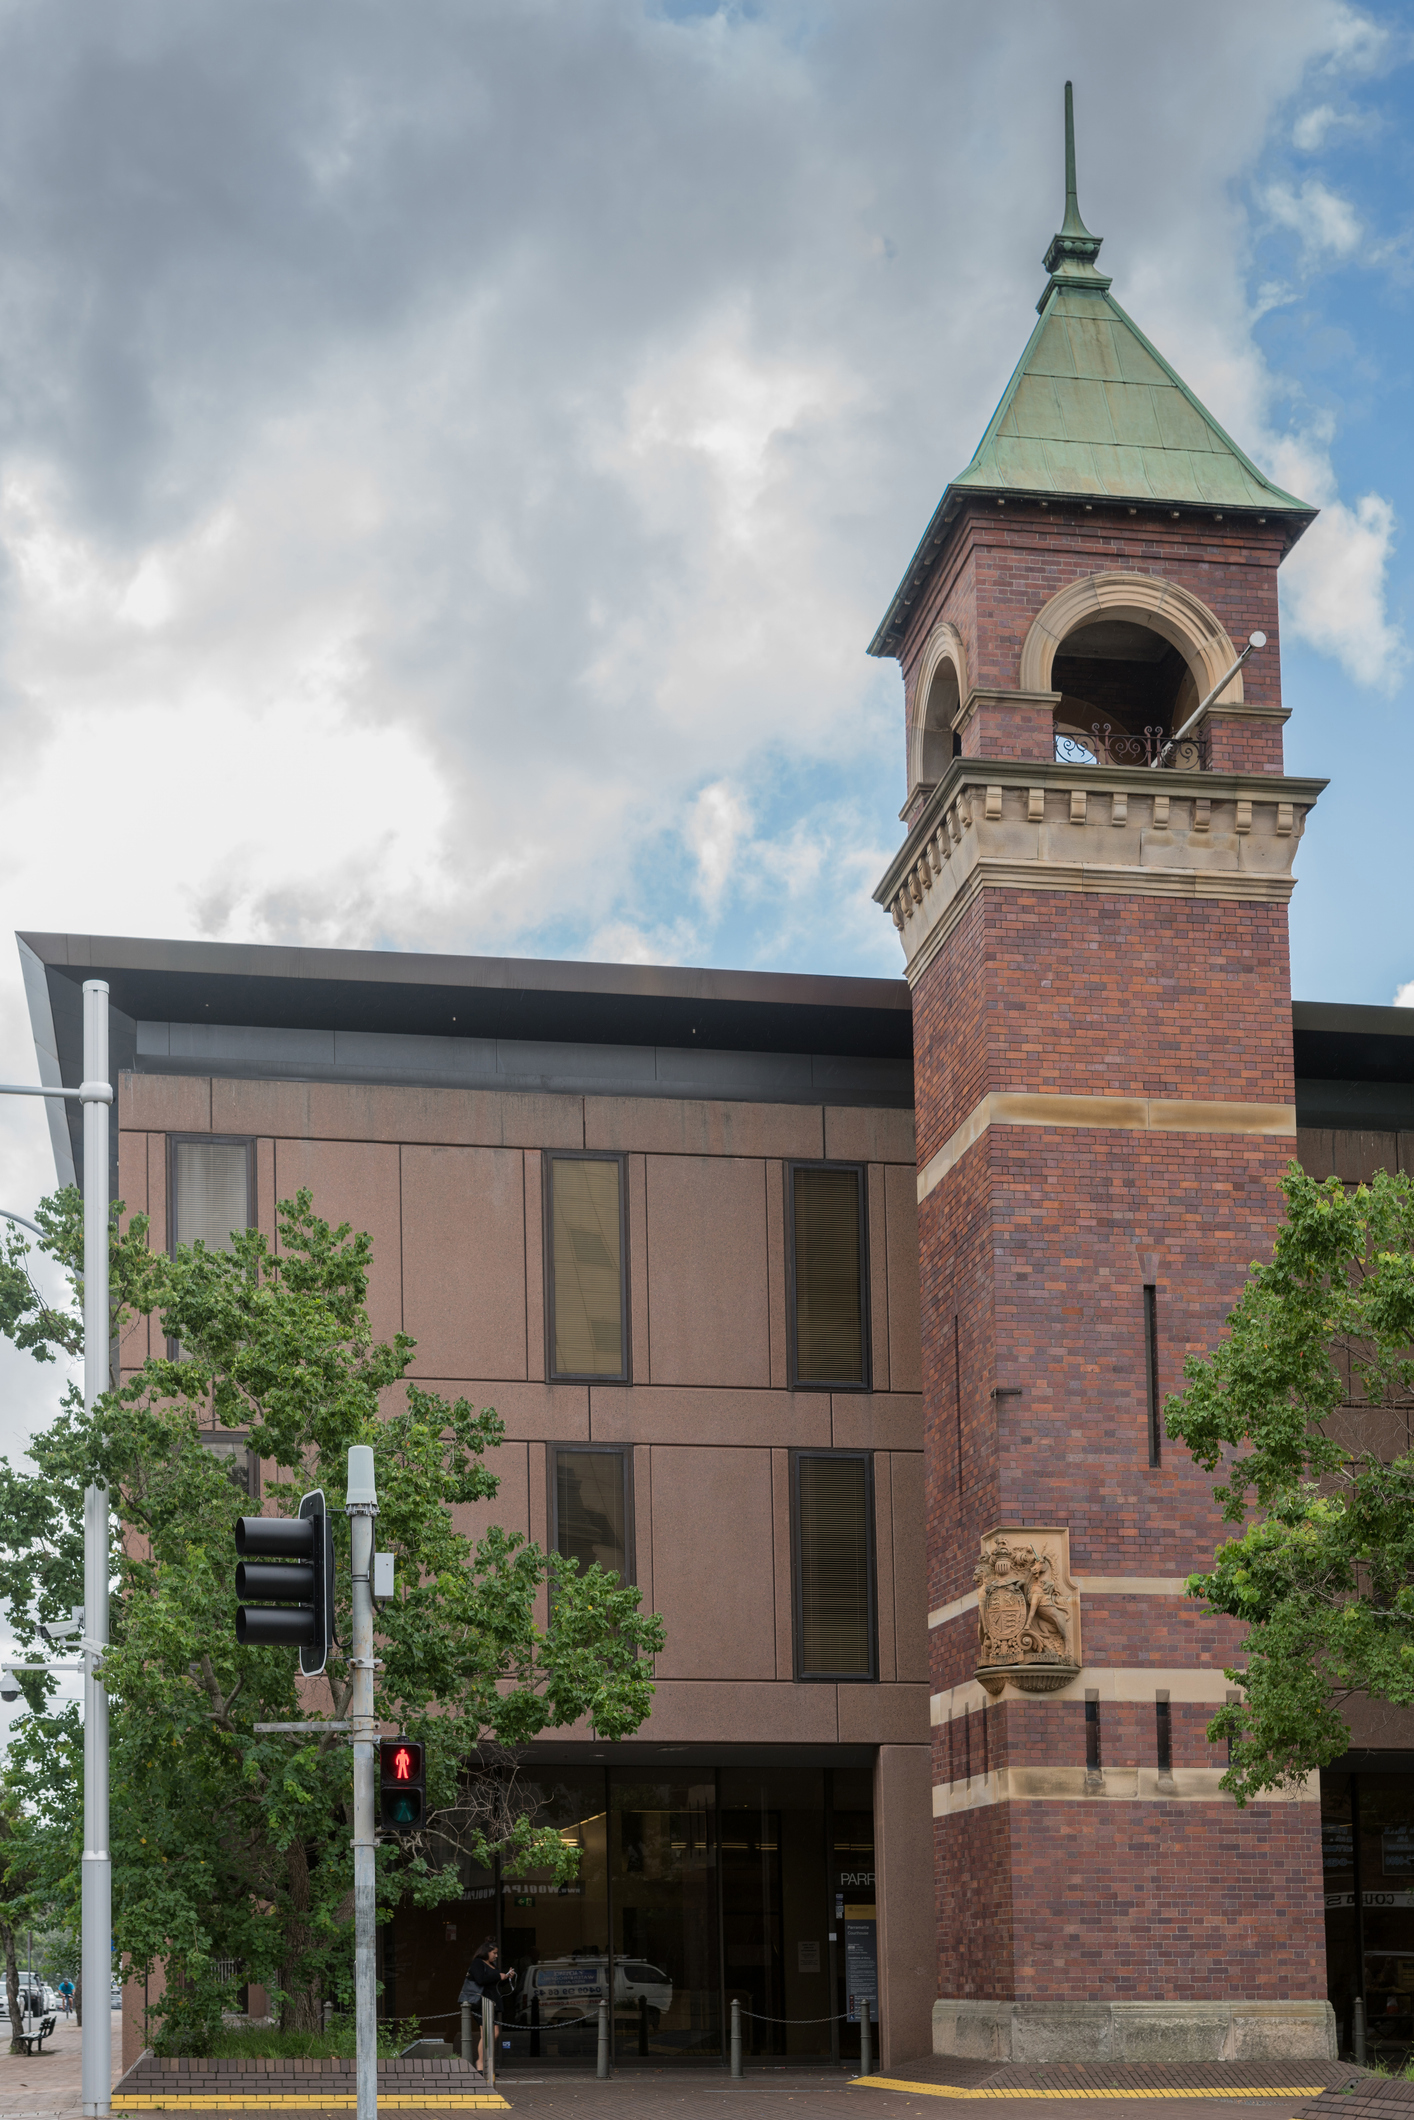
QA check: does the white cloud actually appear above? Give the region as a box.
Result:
[1263,431,1406,689]
[687,781,752,910]
[1263,177,1364,260]
[1395,980,1414,1008]
[1293,103,1340,149]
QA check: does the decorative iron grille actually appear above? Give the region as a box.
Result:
[1053,722,1210,771]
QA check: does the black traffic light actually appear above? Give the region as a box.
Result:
[235,1489,335,1677]
[379,1737,425,1833]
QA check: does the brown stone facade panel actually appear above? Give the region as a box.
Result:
[586,1096,822,1159]
[586,1383,829,1449]
[400,1145,527,1381]
[275,1138,403,1345]
[824,1106,917,1164]
[886,1163,923,1392]
[645,1155,770,1387]
[649,1445,776,1680]
[118,1130,149,1368]
[889,1452,929,1684]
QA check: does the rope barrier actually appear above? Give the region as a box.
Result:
[739,2009,851,2025]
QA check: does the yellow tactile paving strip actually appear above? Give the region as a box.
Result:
[850,2081,1327,2102]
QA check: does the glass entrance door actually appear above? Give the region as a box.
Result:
[610,1775,720,2059]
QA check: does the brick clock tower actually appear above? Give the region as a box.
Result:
[871,89,1335,2062]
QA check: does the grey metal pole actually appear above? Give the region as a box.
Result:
[595,1997,609,2079]
[481,1998,494,2091]
[459,1998,472,2065]
[346,1447,378,2120]
[859,1996,872,2077]
[729,1996,742,2077]
[80,981,111,2120]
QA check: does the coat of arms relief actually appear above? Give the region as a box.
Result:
[974,1526,1082,1696]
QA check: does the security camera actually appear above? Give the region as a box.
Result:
[0,1669,21,1703]
[40,1619,79,1645]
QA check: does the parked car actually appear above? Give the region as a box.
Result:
[516,1956,673,2030]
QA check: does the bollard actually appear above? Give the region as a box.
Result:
[1353,1994,1366,2066]
[730,1996,742,2078]
[638,1992,649,2057]
[530,1993,540,2061]
[482,1998,495,2090]
[859,1996,872,2077]
[460,1998,473,2066]
[596,1996,610,2079]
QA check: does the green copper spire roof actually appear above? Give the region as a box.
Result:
[868,83,1315,659]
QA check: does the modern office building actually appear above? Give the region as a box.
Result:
[17,90,1414,2085]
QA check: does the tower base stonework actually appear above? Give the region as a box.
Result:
[932,1999,1338,2064]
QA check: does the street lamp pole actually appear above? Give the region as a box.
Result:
[1,978,114,2115]
[80,981,112,2119]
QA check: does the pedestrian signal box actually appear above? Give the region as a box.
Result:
[379,1737,425,1833]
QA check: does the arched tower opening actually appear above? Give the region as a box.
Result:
[1051,616,1198,765]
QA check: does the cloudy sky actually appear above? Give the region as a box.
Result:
[0,0,1411,1481]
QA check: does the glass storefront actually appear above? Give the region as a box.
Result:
[383,1757,874,2068]
[1323,1769,1414,2066]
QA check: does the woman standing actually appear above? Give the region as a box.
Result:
[459,1939,515,2075]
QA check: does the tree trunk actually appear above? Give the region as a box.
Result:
[4,1924,22,2053]
[279,1840,320,2035]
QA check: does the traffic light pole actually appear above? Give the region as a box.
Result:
[345,1447,378,2120]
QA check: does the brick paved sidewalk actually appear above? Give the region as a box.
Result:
[473,2054,1360,2120]
[0,2010,121,2118]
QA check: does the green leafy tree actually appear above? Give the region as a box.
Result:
[0,1188,664,2049]
[1167,1162,1414,1803]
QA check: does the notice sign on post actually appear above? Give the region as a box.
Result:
[844,1904,878,2025]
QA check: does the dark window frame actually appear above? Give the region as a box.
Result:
[785,1160,871,1393]
[546,1442,636,1588]
[789,1447,878,1684]
[543,1150,631,1385]
[166,1134,256,1363]
[166,1134,257,1260]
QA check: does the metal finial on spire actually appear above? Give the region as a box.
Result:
[1041,79,1107,307]
[1059,81,1091,238]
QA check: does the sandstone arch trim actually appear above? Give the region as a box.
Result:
[909,621,969,791]
[1019,572,1243,705]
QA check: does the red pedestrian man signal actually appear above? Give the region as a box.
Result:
[379,1737,425,1833]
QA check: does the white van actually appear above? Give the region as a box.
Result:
[517,1956,673,2030]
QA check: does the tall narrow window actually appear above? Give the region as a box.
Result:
[169,1136,256,1483]
[546,1154,628,1381]
[1156,1692,1173,1777]
[549,1447,632,1585]
[170,1137,253,1256]
[1085,1692,1102,1778]
[792,1451,875,1681]
[788,1164,868,1389]
[1144,1284,1161,1466]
